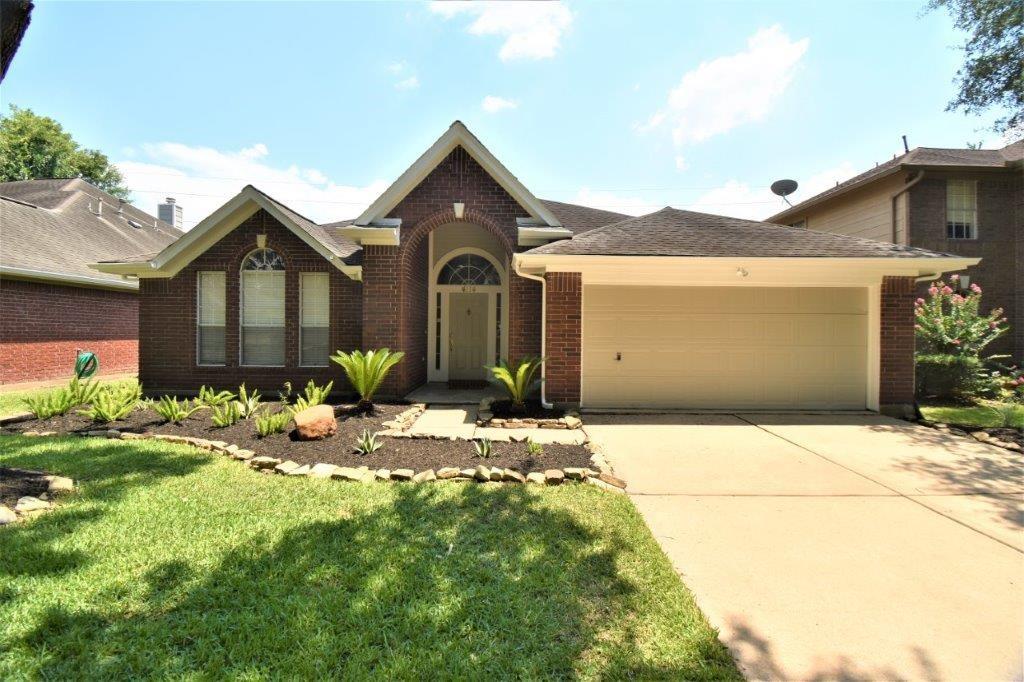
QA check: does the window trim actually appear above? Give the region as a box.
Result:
[945,179,978,240]
[196,271,226,367]
[299,272,331,368]
[239,248,287,367]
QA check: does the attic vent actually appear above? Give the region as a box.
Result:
[127,219,142,229]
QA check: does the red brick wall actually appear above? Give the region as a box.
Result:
[0,278,138,384]
[139,209,362,394]
[545,272,582,405]
[880,276,916,412]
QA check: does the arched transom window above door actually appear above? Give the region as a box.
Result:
[437,253,500,286]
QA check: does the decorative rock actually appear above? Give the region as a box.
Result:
[563,416,582,429]
[526,472,546,484]
[38,430,58,436]
[0,505,17,524]
[250,456,281,470]
[971,431,991,442]
[950,428,969,437]
[502,469,526,483]
[381,420,404,430]
[474,464,491,482]
[491,418,505,426]
[207,440,228,449]
[1004,442,1021,451]
[22,430,40,437]
[287,465,311,476]
[15,496,50,513]
[489,466,503,481]
[120,432,147,440]
[308,463,338,479]
[544,469,565,485]
[413,469,437,483]
[598,471,628,489]
[459,468,476,479]
[437,467,461,479]
[589,478,627,494]
[332,467,363,482]
[375,468,391,481]
[275,460,301,475]
[232,449,255,461]
[391,469,415,481]
[105,429,122,438]
[45,476,74,493]
[563,467,588,481]
[292,405,334,441]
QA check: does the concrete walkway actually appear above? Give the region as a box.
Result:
[409,405,586,444]
[585,413,1023,680]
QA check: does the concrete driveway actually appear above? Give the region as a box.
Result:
[585,413,1023,680]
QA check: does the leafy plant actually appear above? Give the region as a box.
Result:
[152,396,202,424]
[915,277,1008,355]
[210,401,242,428]
[198,385,236,408]
[330,349,404,411]
[526,438,543,456]
[293,379,334,412]
[23,389,74,419]
[354,429,383,455]
[983,400,1021,428]
[79,384,141,424]
[278,381,293,405]
[473,437,493,459]
[255,409,292,438]
[236,384,262,419]
[485,357,543,412]
[68,376,102,406]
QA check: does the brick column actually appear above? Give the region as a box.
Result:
[361,245,404,397]
[880,276,916,416]
[544,273,582,405]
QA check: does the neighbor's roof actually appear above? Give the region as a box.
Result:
[0,178,182,288]
[770,140,1024,223]
[526,207,960,259]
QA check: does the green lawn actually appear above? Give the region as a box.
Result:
[0,435,739,679]
[920,402,1024,429]
[0,377,138,419]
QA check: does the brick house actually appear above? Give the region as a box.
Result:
[0,179,181,384]
[769,141,1023,362]
[94,122,978,415]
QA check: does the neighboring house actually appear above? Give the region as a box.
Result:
[93,122,977,416]
[0,179,181,383]
[769,141,1023,362]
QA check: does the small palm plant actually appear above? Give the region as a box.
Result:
[152,396,202,424]
[293,379,334,411]
[236,384,262,419]
[198,385,236,408]
[331,349,404,412]
[485,357,543,414]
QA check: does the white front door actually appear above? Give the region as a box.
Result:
[448,292,489,381]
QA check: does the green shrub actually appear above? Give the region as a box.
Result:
[68,377,102,406]
[152,396,202,424]
[210,401,242,428]
[473,437,493,459]
[198,386,236,408]
[79,384,141,424]
[23,389,75,419]
[293,379,334,411]
[486,357,543,412]
[915,277,1008,355]
[526,438,543,456]
[330,349,404,411]
[354,429,383,455]
[255,409,291,438]
[236,384,262,419]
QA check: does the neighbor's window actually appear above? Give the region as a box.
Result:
[946,179,977,239]
[197,271,226,365]
[300,272,330,366]
[240,248,286,366]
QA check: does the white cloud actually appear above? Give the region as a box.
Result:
[394,75,420,90]
[481,95,518,113]
[571,188,662,217]
[642,24,808,146]
[387,61,407,74]
[430,1,572,61]
[115,143,389,228]
[674,155,688,171]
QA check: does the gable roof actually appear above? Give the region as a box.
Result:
[769,140,1024,223]
[539,200,629,235]
[1,178,180,289]
[526,206,961,259]
[354,121,562,228]
[91,185,362,279]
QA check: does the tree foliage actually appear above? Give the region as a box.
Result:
[915,275,1007,355]
[0,104,130,197]
[928,0,1024,139]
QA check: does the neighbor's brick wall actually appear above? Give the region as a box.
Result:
[0,278,138,384]
[139,209,362,394]
[880,276,916,411]
[544,272,582,405]
[909,172,1022,361]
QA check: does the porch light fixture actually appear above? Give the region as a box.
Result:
[736,267,749,278]
[453,202,465,219]
[256,234,267,249]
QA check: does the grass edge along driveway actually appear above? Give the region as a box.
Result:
[0,435,739,679]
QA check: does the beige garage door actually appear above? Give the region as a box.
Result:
[582,286,868,410]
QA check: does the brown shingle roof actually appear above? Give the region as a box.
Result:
[539,200,630,234]
[527,207,959,258]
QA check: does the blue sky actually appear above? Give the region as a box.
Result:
[1,1,1010,228]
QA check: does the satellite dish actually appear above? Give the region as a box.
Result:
[771,179,799,206]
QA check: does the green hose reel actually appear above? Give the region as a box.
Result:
[75,351,98,379]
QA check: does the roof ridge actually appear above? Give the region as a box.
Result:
[0,194,38,208]
[244,184,323,226]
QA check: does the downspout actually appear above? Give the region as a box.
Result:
[513,259,555,410]
[891,170,925,243]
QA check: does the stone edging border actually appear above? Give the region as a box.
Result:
[13,428,628,493]
[914,419,1021,452]
[475,397,583,430]
[377,403,427,435]
[0,469,75,525]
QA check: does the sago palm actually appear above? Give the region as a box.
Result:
[331,348,404,411]
[486,357,543,412]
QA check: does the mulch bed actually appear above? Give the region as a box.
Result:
[489,399,565,420]
[3,402,592,472]
[0,467,50,508]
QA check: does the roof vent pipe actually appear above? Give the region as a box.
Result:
[902,135,909,153]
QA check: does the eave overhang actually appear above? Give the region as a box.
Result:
[1,265,139,291]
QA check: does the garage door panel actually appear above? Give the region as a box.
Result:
[583,286,868,410]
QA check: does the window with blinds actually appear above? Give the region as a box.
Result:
[300,272,330,366]
[197,271,226,365]
[946,179,977,239]
[241,249,286,366]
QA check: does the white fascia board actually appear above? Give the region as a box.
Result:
[354,121,561,228]
[518,226,573,246]
[337,223,401,246]
[3,265,139,291]
[512,254,979,286]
